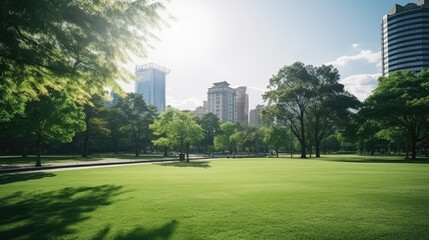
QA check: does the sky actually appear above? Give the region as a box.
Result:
[121,0,414,110]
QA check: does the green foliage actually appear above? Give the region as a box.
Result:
[306,65,360,157]
[264,62,358,158]
[23,94,85,143]
[213,122,237,152]
[106,107,127,154]
[150,109,203,160]
[9,92,85,165]
[118,93,158,156]
[229,131,245,153]
[262,126,290,155]
[320,134,341,154]
[80,94,110,157]
[363,70,429,159]
[0,0,166,121]
[240,124,265,153]
[197,113,220,153]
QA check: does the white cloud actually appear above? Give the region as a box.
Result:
[166,96,202,110]
[326,49,381,67]
[340,73,381,101]
[352,43,360,49]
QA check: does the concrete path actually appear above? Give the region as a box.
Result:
[0,155,210,175]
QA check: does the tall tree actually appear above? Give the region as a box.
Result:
[150,109,203,162]
[214,122,237,153]
[197,113,220,154]
[262,126,290,158]
[306,65,360,157]
[81,94,110,157]
[242,125,264,154]
[14,92,85,166]
[263,62,317,158]
[363,70,429,159]
[106,107,126,154]
[229,131,245,155]
[0,0,166,121]
[118,93,158,157]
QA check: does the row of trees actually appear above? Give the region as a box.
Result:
[0,0,169,166]
[1,70,428,165]
[263,62,429,159]
[342,70,429,159]
[0,91,201,165]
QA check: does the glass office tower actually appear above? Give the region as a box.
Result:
[382,0,429,76]
[135,63,170,112]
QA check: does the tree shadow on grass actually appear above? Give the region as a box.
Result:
[118,220,178,240]
[162,161,211,168]
[322,157,429,164]
[0,172,56,185]
[0,185,123,240]
[92,220,178,240]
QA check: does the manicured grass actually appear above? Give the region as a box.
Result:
[1,156,429,239]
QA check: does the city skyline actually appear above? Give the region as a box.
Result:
[121,0,415,110]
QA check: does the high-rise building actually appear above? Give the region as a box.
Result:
[193,101,207,119]
[207,81,236,122]
[135,63,170,112]
[235,86,249,123]
[249,105,264,126]
[382,0,429,76]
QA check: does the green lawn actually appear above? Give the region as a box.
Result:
[1,156,429,239]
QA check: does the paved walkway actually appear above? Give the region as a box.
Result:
[0,155,209,174]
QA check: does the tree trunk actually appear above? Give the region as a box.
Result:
[315,138,321,158]
[405,142,409,159]
[35,138,42,167]
[299,114,306,158]
[276,147,279,158]
[164,146,168,157]
[411,136,417,160]
[22,138,28,158]
[180,138,184,160]
[83,130,89,157]
[397,144,400,156]
[186,144,190,162]
[142,140,147,154]
[290,125,293,158]
[113,138,118,154]
[135,140,140,157]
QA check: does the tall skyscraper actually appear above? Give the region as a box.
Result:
[249,105,264,126]
[235,86,249,123]
[207,81,236,122]
[382,0,429,76]
[135,63,170,112]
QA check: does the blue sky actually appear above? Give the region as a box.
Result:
[124,0,414,110]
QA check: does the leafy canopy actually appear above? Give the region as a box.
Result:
[150,109,203,148]
[0,0,167,121]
